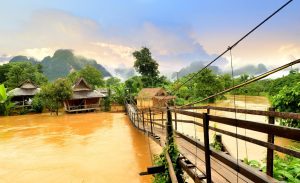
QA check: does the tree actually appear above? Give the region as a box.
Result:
[133,47,161,87]
[5,62,47,90]
[271,83,300,128]
[106,77,121,87]
[133,47,159,77]
[0,84,14,116]
[269,71,300,96]
[40,79,72,115]
[67,65,104,88]
[0,64,11,84]
[193,68,223,102]
[125,76,143,96]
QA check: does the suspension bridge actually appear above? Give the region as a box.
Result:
[124,1,299,182]
[125,98,300,183]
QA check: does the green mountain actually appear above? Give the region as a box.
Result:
[9,49,111,81]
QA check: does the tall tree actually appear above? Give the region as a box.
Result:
[40,79,72,115]
[5,62,47,89]
[133,47,159,77]
[67,65,104,88]
[133,47,160,87]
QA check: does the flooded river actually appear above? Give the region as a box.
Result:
[176,95,296,161]
[0,113,156,183]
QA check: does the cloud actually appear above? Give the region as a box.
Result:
[0,9,228,76]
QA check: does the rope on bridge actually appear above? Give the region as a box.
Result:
[159,0,294,104]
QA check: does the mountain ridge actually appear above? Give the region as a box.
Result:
[9,49,111,81]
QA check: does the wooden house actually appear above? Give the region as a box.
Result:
[8,80,40,108]
[64,78,105,112]
[136,88,175,109]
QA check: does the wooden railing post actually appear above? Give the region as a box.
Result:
[267,107,275,177]
[137,112,139,129]
[207,105,210,114]
[142,111,145,131]
[149,108,153,134]
[174,109,178,131]
[203,113,212,183]
[161,112,164,130]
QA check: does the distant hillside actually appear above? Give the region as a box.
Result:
[9,49,111,81]
[172,61,268,79]
[171,62,221,79]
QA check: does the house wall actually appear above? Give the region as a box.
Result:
[137,99,153,109]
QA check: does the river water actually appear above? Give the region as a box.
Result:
[0,113,157,183]
[176,95,297,161]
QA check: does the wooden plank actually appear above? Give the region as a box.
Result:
[177,132,278,183]
[180,105,300,120]
[209,115,300,141]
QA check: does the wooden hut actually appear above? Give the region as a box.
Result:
[136,88,175,109]
[8,80,40,108]
[64,78,105,112]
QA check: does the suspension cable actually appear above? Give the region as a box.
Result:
[179,59,300,108]
[160,0,293,102]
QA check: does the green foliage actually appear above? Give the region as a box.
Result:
[111,84,126,105]
[243,158,261,169]
[133,47,159,78]
[4,62,47,90]
[39,79,72,115]
[172,68,224,104]
[210,124,223,151]
[106,77,121,87]
[125,76,144,96]
[0,84,14,116]
[132,47,169,88]
[231,74,271,96]
[153,143,184,183]
[67,65,104,88]
[103,89,111,111]
[243,147,300,183]
[273,154,300,182]
[32,95,44,113]
[0,64,11,83]
[269,71,300,97]
[272,83,300,128]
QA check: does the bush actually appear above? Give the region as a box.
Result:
[271,83,300,128]
[32,95,44,113]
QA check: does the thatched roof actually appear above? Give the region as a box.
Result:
[69,78,105,99]
[136,88,167,99]
[8,80,40,97]
[19,80,38,89]
[72,78,92,92]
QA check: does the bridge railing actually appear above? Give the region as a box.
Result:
[172,106,300,182]
[125,100,300,183]
[125,100,179,183]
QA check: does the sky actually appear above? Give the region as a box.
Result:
[0,0,299,76]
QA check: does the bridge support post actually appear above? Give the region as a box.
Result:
[142,111,145,131]
[267,107,275,177]
[137,112,139,129]
[174,109,178,131]
[161,112,164,130]
[203,112,212,183]
[149,108,153,134]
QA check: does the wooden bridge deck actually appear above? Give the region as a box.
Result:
[125,103,298,183]
[146,124,253,183]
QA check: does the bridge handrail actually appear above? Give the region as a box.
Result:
[180,105,300,120]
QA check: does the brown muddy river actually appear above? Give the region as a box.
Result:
[0,113,156,183]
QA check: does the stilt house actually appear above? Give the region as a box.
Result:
[64,78,105,112]
[8,80,40,108]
